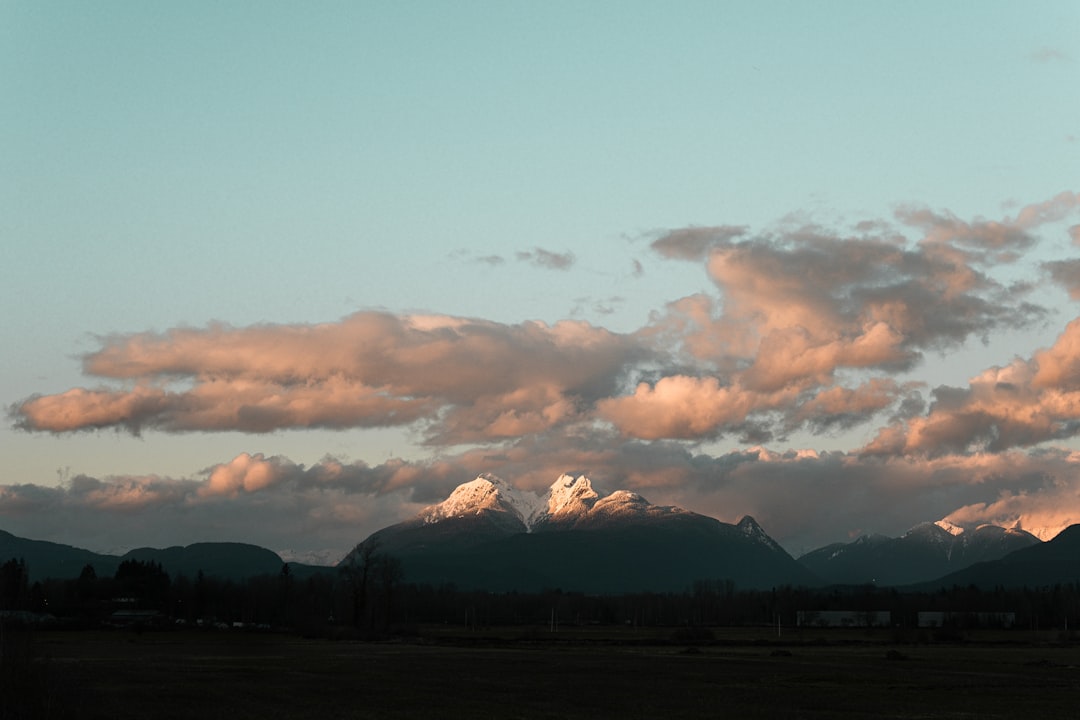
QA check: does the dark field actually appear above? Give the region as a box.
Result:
[11,627,1080,719]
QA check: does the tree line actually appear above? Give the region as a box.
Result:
[3,554,1080,636]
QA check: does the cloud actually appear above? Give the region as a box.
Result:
[612,195,1079,441]
[1044,259,1080,299]
[203,452,286,496]
[942,477,1080,541]
[649,200,1065,384]
[516,247,575,270]
[9,436,1080,557]
[793,378,906,431]
[597,375,798,441]
[1010,191,1080,228]
[864,318,1080,457]
[13,381,436,435]
[13,192,1080,449]
[571,295,623,318]
[12,312,646,443]
[650,225,747,261]
[703,222,1036,359]
[0,452,478,557]
[1029,47,1071,64]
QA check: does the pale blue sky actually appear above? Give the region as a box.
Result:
[2,2,1078,555]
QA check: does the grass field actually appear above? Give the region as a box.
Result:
[9,626,1080,719]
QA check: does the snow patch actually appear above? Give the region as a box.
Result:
[934,519,967,536]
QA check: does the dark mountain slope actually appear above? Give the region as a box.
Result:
[0,530,286,582]
[915,524,1080,590]
[798,523,1040,586]
[343,474,818,593]
[121,542,284,580]
[0,529,119,582]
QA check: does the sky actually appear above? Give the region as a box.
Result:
[2,1,1079,562]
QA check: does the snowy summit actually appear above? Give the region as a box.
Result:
[417,472,689,533]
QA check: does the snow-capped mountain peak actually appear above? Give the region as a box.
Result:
[738,515,785,553]
[416,472,782,540]
[545,474,601,517]
[903,522,952,542]
[421,473,545,530]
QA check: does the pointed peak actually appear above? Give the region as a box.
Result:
[421,473,544,530]
[737,515,761,530]
[544,474,601,518]
[737,515,768,540]
[549,473,595,491]
[737,515,786,554]
[475,472,509,487]
[548,474,601,501]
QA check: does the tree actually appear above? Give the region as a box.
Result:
[0,559,29,610]
[114,559,170,608]
[339,540,405,635]
[75,563,98,602]
[376,554,404,628]
[340,540,380,630]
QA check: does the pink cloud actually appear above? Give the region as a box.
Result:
[597,375,797,440]
[1011,191,1080,229]
[13,312,643,441]
[10,191,1078,449]
[15,386,172,434]
[794,379,901,428]
[202,453,285,496]
[865,319,1080,456]
[16,379,437,434]
[741,322,907,393]
[1032,317,1080,389]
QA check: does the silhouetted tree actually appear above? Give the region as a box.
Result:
[340,540,379,630]
[0,559,29,610]
[114,559,170,609]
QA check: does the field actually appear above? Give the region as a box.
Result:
[8,626,1080,719]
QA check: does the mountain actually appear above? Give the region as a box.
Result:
[120,543,285,580]
[0,529,119,582]
[797,522,1041,586]
[342,473,818,593]
[277,548,344,566]
[0,530,286,582]
[914,524,1080,590]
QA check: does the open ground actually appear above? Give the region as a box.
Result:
[9,626,1080,719]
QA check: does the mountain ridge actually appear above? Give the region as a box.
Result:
[4,473,1073,590]
[909,523,1080,590]
[344,473,817,593]
[0,530,292,583]
[798,521,1041,586]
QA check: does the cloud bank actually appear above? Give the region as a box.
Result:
[7,192,1080,555]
